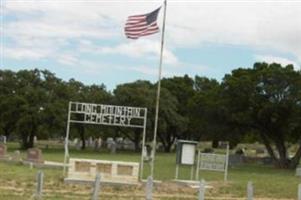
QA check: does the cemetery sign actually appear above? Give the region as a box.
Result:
[69,102,146,128]
[64,102,148,180]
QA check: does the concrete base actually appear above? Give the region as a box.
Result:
[140,179,162,184]
[173,179,213,189]
[64,178,140,186]
[22,160,69,169]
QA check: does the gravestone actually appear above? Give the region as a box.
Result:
[296,167,301,177]
[262,156,273,165]
[26,148,44,164]
[218,141,228,149]
[0,144,7,159]
[11,150,21,162]
[228,154,243,166]
[110,141,116,154]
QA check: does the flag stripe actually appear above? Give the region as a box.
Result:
[125,28,159,37]
[124,7,161,39]
[125,23,157,32]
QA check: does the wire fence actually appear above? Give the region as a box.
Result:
[19,171,301,200]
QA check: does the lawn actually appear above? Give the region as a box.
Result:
[0,142,300,199]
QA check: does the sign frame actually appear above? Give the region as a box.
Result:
[63,101,148,180]
[175,140,198,180]
[195,143,229,181]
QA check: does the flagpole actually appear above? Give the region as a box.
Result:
[150,0,167,179]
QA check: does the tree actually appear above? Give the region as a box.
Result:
[114,80,186,152]
[14,69,48,148]
[222,63,301,168]
[113,80,154,151]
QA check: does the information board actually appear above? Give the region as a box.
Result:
[199,153,226,172]
[181,144,196,165]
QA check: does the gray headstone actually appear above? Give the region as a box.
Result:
[228,154,243,166]
[296,167,301,177]
[110,141,116,154]
[0,144,7,158]
[26,148,44,164]
[11,150,21,161]
[262,157,273,165]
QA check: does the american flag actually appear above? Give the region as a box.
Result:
[125,7,161,39]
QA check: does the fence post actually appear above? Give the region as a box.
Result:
[92,173,101,200]
[298,183,301,200]
[146,176,153,200]
[35,171,44,200]
[198,179,205,200]
[247,181,253,200]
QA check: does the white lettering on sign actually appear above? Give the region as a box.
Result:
[199,153,226,172]
[70,102,146,128]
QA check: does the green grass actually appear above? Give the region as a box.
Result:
[0,142,300,199]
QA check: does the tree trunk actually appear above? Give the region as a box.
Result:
[133,130,140,152]
[275,137,290,168]
[28,132,34,148]
[4,127,10,140]
[289,143,301,169]
[212,140,219,148]
[79,125,85,150]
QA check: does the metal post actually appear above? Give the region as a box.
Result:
[175,164,179,180]
[190,165,194,180]
[247,181,253,200]
[298,184,301,200]
[146,176,153,200]
[63,101,72,176]
[198,179,205,200]
[35,171,44,200]
[92,173,101,200]
[224,143,230,181]
[195,150,201,180]
[140,108,148,180]
[150,0,167,179]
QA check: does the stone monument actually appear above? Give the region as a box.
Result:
[26,148,44,164]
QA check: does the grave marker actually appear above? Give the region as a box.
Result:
[296,167,301,177]
[0,144,7,159]
[26,148,44,164]
[11,150,21,162]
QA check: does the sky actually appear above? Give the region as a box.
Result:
[1,0,301,91]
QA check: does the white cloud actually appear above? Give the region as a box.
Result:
[254,55,301,70]
[3,0,301,68]
[127,65,177,77]
[57,54,78,66]
[5,47,51,60]
[80,39,179,65]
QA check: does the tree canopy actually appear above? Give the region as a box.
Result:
[1,63,301,168]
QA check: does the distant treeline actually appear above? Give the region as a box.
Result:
[1,62,301,168]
